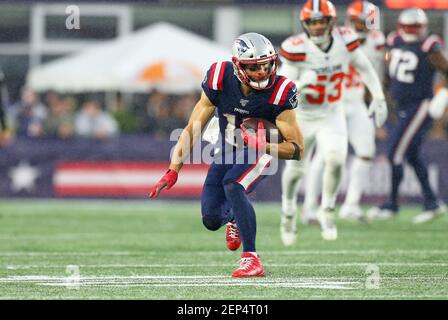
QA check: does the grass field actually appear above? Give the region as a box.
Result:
[0,199,447,300]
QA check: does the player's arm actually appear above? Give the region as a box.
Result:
[350,49,388,127]
[267,109,304,160]
[149,91,216,198]
[427,50,448,119]
[427,50,448,79]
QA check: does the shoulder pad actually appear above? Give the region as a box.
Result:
[268,76,296,106]
[206,61,229,91]
[370,30,386,50]
[422,34,444,53]
[336,27,361,52]
[280,34,307,62]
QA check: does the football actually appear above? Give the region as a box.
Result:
[241,118,284,143]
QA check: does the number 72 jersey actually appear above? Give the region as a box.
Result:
[279,27,362,118]
[387,31,444,104]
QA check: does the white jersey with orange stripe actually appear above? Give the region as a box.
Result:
[344,30,386,104]
[279,27,361,119]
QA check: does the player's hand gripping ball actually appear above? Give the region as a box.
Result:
[240,118,284,149]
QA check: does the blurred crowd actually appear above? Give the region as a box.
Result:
[2,87,198,142]
[1,85,448,144]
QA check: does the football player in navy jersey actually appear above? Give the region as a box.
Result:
[367,9,448,224]
[149,33,304,277]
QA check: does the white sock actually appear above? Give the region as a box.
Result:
[344,157,372,207]
[304,151,324,211]
[321,159,343,210]
[281,162,303,216]
[282,195,297,216]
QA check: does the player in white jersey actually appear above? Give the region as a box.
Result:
[302,1,386,224]
[278,0,388,244]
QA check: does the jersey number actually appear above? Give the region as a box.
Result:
[306,72,345,105]
[388,49,418,83]
[345,66,363,88]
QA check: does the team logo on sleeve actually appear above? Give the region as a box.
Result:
[240,99,249,107]
[289,93,298,108]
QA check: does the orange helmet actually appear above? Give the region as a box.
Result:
[346,1,379,39]
[300,0,337,46]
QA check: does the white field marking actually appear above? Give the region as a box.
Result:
[39,283,354,289]
[1,249,448,256]
[0,199,198,211]
[1,273,445,283]
[1,294,447,300]
[4,262,448,270]
[0,275,358,290]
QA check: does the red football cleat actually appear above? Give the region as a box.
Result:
[226,221,241,251]
[232,252,265,278]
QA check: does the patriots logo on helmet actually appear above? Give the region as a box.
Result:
[235,39,250,55]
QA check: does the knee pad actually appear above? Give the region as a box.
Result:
[324,151,346,169]
[283,161,305,177]
[201,215,222,231]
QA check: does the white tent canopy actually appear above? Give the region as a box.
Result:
[27,22,232,94]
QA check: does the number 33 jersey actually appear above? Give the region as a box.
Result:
[279,27,362,119]
[386,31,444,106]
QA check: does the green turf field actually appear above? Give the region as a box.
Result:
[0,199,447,300]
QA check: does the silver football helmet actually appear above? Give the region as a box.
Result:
[231,33,278,90]
[398,8,428,43]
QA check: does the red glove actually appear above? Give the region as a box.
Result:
[240,120,267,152]
[149,169,178,198]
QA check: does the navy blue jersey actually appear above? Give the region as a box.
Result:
[201,61,298,151]
[387,32,444,106]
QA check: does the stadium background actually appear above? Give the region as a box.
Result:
[0,0,448,302]
[0,0,447,203]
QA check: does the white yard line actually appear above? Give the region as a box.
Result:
[0,275,358,290]
[4,262,448,270]
[1,274,446,294]
[40,283,355,289]
[1,249,448,256]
